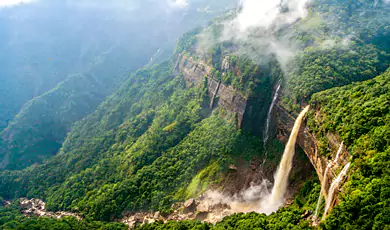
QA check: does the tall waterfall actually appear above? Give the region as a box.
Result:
[313,162,331,222]
[260,106,310,214]
[322,162,351,220]
[313,142,344,222]
[263,84,281,145]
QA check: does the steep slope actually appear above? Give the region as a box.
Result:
[136,56,390,230]
[0,0,389,229]
[283,0,390,102]
[0,58,277,222]
[132,0,390,228]
[0,0,238,170]
[307,69,390,229]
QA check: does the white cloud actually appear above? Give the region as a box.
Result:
[167,0,188,9]
[0,0,36,7]
[236,0,281,31]
[201,0,311,71]
[320,35,353,50]
[235,0,310,31]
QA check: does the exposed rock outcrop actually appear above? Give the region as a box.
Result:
[177,55,247,127]
[176,54,274,134]
[121,186,271,228]
[19,198,81,220]
[184,198,196,213]
[276,103,351,212]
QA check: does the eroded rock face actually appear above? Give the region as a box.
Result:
[178,56,212,86]
[177,55,247,127]
[276,103,351,210]
[184,198,196,213]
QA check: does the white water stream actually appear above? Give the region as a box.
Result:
[313,162,331,222]
[313,142,344,222]
[322,162,351,220]
[334,142,344,164]
[260,106,310,214]
[263,84,281,145]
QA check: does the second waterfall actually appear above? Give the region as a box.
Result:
[260,106,310,214]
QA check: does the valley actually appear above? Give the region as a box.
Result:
[0,0,389,229]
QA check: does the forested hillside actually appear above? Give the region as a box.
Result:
[0,0,389,229]
[136,56,390,230]
[0,58,266,221]
[0,0,237,170]
[286,0,389,102]
[308,69,390,229]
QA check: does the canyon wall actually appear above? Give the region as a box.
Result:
[177,53,350,214]
[176,55,247,127]
[276,103,351,209]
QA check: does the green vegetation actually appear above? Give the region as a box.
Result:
[138,179,320,230]
[225,55,281,97]
[0,201,127,230]
[0,0,389,229]
[308,69,390,229]
[286,0,390,102]
[0,61,265,222]
[288,43,382,101]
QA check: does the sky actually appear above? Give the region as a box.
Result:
[0,0,191,8]
[0,0,36,7]
[168,0,189,9]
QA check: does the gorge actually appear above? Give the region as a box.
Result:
[260,106,310,215]
[0,0,389,229]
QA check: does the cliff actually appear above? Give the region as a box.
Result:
[176,55,272,135]
[176,55,247,127]
[276,102,351,211]
[176,52,351,215]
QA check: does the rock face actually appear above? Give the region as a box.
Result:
[276,104,351,211]
[177,55,271,131]
[121,187,264,228]
[177,53,348,215]
[19,198,81,220]
[183,198,195,213]
[177,55,247,127]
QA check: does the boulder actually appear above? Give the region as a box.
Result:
[196,201,210,213]
[228,164,237,171]
[184,198,195,208]
[184,198,196,213]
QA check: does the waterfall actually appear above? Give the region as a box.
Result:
[313,162,332,222]
[210,81,221,109]
[263,84,281,145]
[322,162,351,220]
[149,48,161,62]
[259,106,310,214]
[334,142,344,164]
[313,142,345,223]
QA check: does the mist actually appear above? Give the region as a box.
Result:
[197,0,311,72]
[0,0,36,7]
[197,180,271,223]
[235,0,310,31]
[197,0,390,77]
[0,0,239,166]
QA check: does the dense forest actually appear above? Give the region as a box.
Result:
[308,69,390,229]
[0,0,389,229]
[0,200,127,230]
[0,0,237,170]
